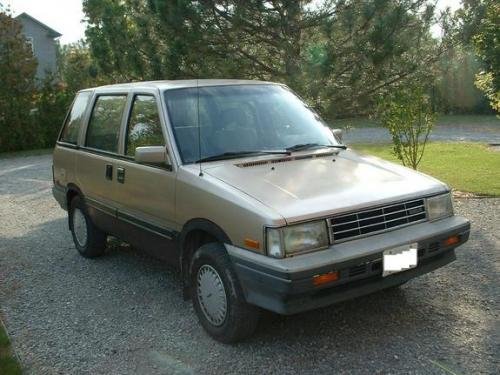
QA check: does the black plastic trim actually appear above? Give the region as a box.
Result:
[117,211,178,240]
[85,197,116,217]
[85,196,178,239]
[178,218,233,281]
[56,141,79,149]
[230,222,470,314]
[179,218,232,247]
[79,146,128,160]
[56,142,173,172]
[238,249,457,315]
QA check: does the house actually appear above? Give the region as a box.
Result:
[15,12,62,80]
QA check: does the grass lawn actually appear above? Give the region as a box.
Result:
[331,114,500,129]
[0,320,22,375]
[352,142,500,197]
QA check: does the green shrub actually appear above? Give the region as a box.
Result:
[377,86,436,170]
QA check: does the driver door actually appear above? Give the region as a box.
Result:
[113,91,178,260]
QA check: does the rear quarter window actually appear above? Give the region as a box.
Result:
[59,91,92,144]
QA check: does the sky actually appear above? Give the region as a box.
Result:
[6,0,463,45]
[6,0,86,45]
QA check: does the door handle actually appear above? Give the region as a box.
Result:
[105,164,113,180]
[117,167,125,183]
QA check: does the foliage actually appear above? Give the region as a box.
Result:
[354,142,500,196]
[377,85,436,170]
[58,42,103,93]
[38,42,112,150]
[82,0,453,119]
[0,12,38,152]
[0,12,108,153]
[475,71,500,113]
[460,0,500,113]
[472,1,500,112]
[0,320,22,375]
[32,76,74,148]
[433,46,492,114]
[0,1,495,153]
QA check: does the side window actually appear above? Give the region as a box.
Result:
[126,95,165,156]
[86,95,127,153]
[59,92,91,144]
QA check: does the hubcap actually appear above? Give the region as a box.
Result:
[73,208,88,247]
[197,264,227,326]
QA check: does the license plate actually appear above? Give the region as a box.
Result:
[383,243,418,277]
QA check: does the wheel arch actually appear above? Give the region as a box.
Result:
[178,218,232,293]
[66,183,84,229]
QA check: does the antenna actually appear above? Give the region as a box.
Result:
[197,79,203,177]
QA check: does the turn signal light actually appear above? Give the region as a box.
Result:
[443,235,460,247]
[244,238,260,250]
[313,271,339,286]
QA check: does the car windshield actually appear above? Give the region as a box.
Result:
[164,84,339,163]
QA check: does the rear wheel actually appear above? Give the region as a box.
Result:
[190,243,260,343]
[69,195,106,258]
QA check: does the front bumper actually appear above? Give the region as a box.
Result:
[226,216,470,315]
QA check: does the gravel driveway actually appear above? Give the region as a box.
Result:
[0,153,498,374]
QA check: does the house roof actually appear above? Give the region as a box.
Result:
[15,12,62,38]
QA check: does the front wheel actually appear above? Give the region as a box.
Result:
[190,243,260,343]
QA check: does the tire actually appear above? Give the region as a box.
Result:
[190,243,260,343]
[69,195,106,258]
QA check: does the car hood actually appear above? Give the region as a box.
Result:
[202,150,448,223]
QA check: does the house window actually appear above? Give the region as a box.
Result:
[25,37,34,54]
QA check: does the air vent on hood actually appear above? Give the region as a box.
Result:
[236,151,335,168]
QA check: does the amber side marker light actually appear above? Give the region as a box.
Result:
[313,271,339,286]
[443,235,460,246]
[244,238,260,250]
[443,235,460,247]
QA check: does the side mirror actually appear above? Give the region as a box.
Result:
[135,146,170,166]
[331,128,343,143]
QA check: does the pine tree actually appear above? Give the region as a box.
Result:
[0,12,38,151]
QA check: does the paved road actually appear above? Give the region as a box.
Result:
[344,123,500,144]
[0,154,499,374]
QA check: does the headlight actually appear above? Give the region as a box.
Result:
[426,193,453,221]
[266,221,329,258]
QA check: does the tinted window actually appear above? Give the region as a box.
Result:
[60,91,91,144]
[126,95,164,156]
[86,95,127,153]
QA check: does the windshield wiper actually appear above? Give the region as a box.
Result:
[196,150,291,163]
[286,143,347,152]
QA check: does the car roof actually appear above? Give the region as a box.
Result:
[82,79,280,93]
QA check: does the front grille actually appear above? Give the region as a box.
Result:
[328,198,427,243]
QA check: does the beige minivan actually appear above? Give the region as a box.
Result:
[53,80,470,342]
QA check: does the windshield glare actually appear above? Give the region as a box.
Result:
[164,84,338,163]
